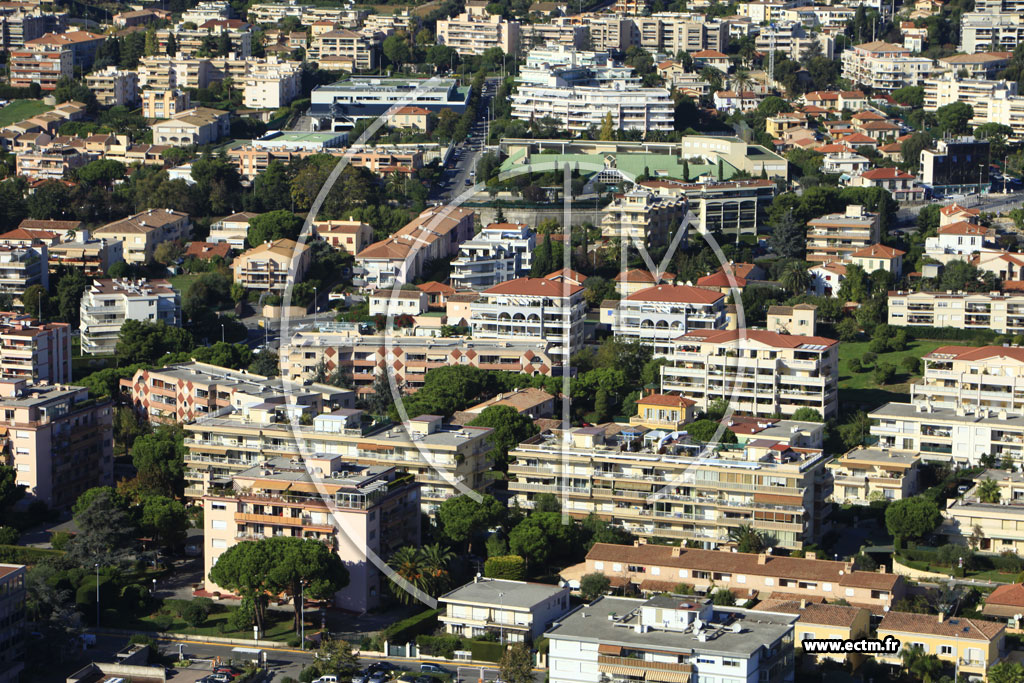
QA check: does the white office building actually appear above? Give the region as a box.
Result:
[80,279,181,355]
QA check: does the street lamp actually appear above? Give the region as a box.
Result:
[95,563,100,628]
[313,287,318,331]
[498,592,504,645]
[221,323,225,344]
[300,580,306,651]
[152,578,157,597]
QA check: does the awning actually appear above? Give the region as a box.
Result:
[645,672,691,683]
[598,645,622,655]
[600,665,647,678]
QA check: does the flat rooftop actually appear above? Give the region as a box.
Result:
[440,577,566,608]
[870,401,1024,429]
[547,596,795,658]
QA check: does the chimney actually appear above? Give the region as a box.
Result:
[805,551,816,560]
[799,599,807,609]
[637,537,647,545]
[757,553,767,565]
[670,546,682,558]
[938,612,946,623]
[633,540,641,547]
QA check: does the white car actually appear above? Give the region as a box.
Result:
[314,677,339,683]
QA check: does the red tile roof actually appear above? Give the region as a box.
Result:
[484,277,583,297]
[938,221,987,236]
[626,284,725,305]
[849,243,905,259]
[681,328,838,349]
[878,612,1004,641]
[987,583,1024,608]
[859,167,915,180]
[637,393,696,407]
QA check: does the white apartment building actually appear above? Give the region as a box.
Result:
[510,79,673,133]
[84,66,138,106]
[924,71,1017,124]
[469,277,587,360]
[841,40,934,91]
[924,220,993,257]
[449,223,534,290]
[79,279,181,356]
[600,190,688,247]
[181,1,231,24]
[547,596,796,683]
[631,13,729,54]
[755,21,834,61]
[436,3,519,56]
[961,11,1024,54]
[0,244,47,300]
[439,577,570,643]
[869,400,1024,465]
[806,205,881,265]
[660,329,840,419]
[241,60,301,108]
[602,285,727,357]
[888,290,1024,334]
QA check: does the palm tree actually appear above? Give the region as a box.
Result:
[421,543,456,595]
[978,478,1001,504]
[387,546,430,605]
[901,644,944,682]
[779,263,811,296]
[699,66,722,92]
[736,35,757,67]
[728,524,764,553]
[731,68,753,94]
[386,171,406,197]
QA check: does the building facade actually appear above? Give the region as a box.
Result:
[79,279,181,356]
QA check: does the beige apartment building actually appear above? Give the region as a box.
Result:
[469,277,587,360]
[233,238,310,292]
[203,457,419,612]
[241,61,302,108]
[840,40,934,91]
[85,66,139,106]
[141,89,191,119]
[827,447,921,505]
[888,290,1024,334]
[184,407,492,513]
[307,29,377,69]
[910,344,1024,413]
[313,220,373,256]
[0,380,113,510]
[436,3,520,56]
[508,417,831,549]
[80,279,181,356]
[876,611,1006,681]
[281,330,561,395]
[92,208,191,264]
[805,205,881,265]
[601,285,727,358]
[121,361,354,423]
[0,315,71,385]
[581,543,906,611]
[600,190,687,247]
[659,329,840,419]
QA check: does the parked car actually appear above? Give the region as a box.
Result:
[420,664,449,675]
[213,666,243,678]
[313,677,340,683]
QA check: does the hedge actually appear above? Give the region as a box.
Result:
[382,608,441,644]
[0,544,64,564]
[466,639,505,662]
[416,634,462,658]
[484,555,526,580]
[903,326,1000,344]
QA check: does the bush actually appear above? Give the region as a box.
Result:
[181,599,211,627]
[847,358,862,373]
[50,531,72,551]
[872,362,895,385]
[152,613,175,631]
[901,356,922,374]
[994,551,1023,573]
[580,572,611,601]
[415,633,462,658]
[0,527,18,545]
[861,352,877,366]
[484,555,527,580]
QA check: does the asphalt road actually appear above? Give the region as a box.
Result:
[433,79,497,203]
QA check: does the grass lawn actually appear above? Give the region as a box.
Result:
[0,100,52,127]
[837,339,947,412]
[168,273,201,298]
[134,603,301,641]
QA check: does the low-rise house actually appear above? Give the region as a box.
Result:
[613,269,676,297]
[876,611,1006,679]
[208,212,258,249]
[232,238,311,292]
[152,107,230,146]
[765,303,817,335]
[765,601,873,668]
[849,167,925,202]
[827,447,921,505]
[580,543,905,611]
[601,285,727,357]
[313,219,374,256]
[368,289,429,317]
[438,577,570,643]
[628,393,695,430]
[982,583,1024,619]
[464,387,556,420]
[849,243,905,278]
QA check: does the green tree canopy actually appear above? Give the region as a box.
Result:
[437,494,505,552]
[885,497,942,545]
[468,405,540,469]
